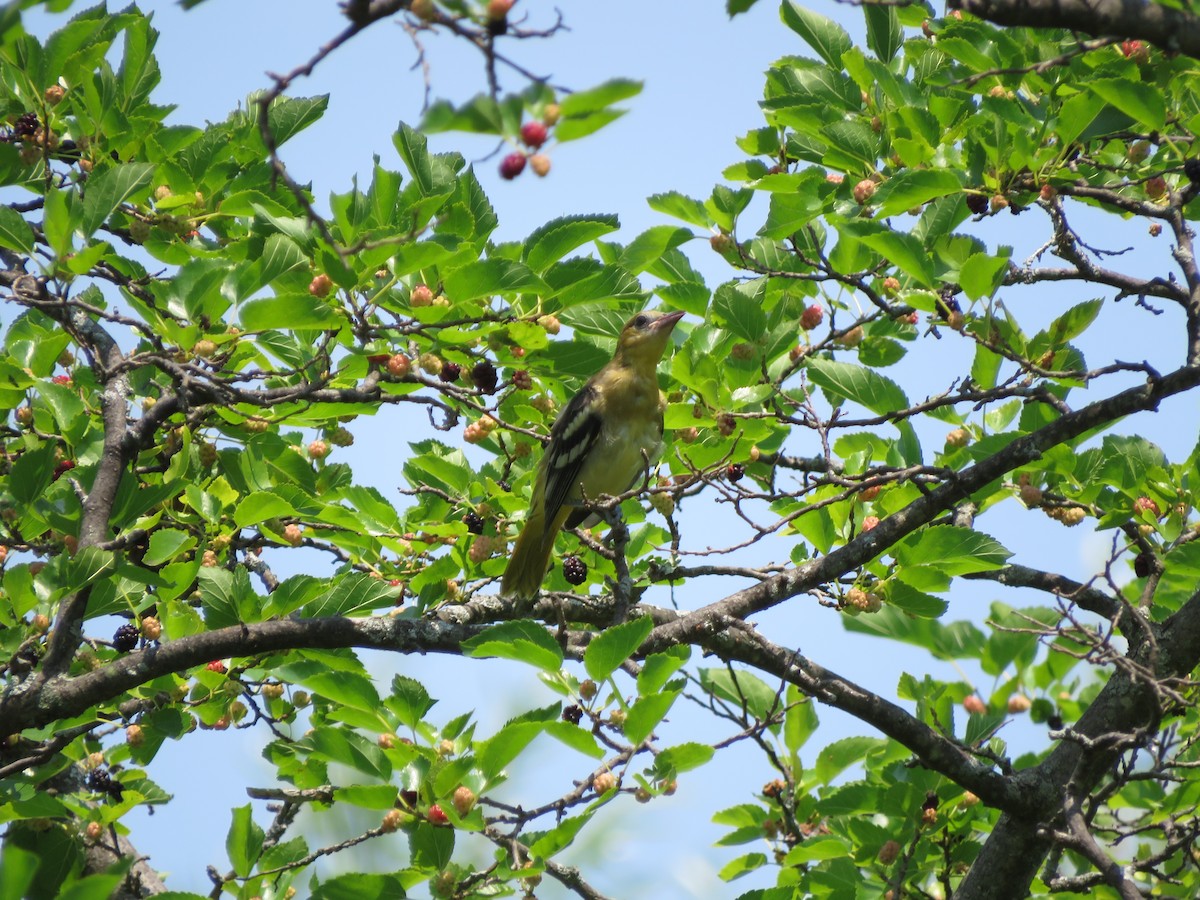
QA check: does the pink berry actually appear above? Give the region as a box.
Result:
[499,153,526,180]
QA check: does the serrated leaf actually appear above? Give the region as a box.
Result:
[143,528,197,566]
[781,2,852,67]
[80,162,155,237]
[559,78,642,117]
[1088,78,1166,132]
[623,690,678,745]
[442,258,545,301]
[524,214,619,272]
[0,206,35,252]
[894,525,1011,575]
[647,191,710,228]
[806,357,909,417]
[887,582,949,618]
[873,169,962,218]
[585,616,653,681]
[462,620,563,671]
[226,804,264,878]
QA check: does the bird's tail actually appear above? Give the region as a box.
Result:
[501,508,558,604]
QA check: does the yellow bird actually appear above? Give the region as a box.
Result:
[501,309,685,601]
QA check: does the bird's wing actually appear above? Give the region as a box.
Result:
[538,382,603,527]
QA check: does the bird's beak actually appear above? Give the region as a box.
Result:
[653,310,685,332]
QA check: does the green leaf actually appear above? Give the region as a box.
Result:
[813,736,884,785]
[143,528,197,566]
[781,2,852,68]
[712,281,767,342]
[619,226,693,274]
[637,646,690,695]
[585,616,653,681]
[654,741,715,775]
[524,214,619,272]
[267,95,329,146]
[530,810,596,857]
[761,191,824,239]
[872,169,962,219]
[462,620,564,671]
[559,79,643,117]
[887,581,950,618]
[1088,79,1166,132]
[843,222,936,286]
[478,721,543,778]
[647,191,710,228]
[0,206,35,253]
[80,162,156,237]
[442,258,545,301]
[623,690,679,745]
[959,251,1010,300]
[239,290,338,331]
[718,852,768,882]
[225,804,264,878]
[864,3,903,62]
[544,721,604,757]
[388,675,436,729]
[311,874,408,900]
[806,357,909,418]
[786,835,851,862]
[234,491,297,527]
[784,686,818,754]
[894,526,1012,575]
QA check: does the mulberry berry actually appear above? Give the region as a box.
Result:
[112,623,140,653]
[561,704,583,725]
[439,362,462,382]
[471,360,498,394]
[463,512,485,534]
[562,555,587,585]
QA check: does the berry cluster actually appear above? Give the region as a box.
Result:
[86,767,125,801]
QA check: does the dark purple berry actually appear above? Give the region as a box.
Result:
[463,512,485,534]
[112,623,140,653]
[439,362,462,382]
[562,555,587,585]
[12,112,37,138]
[471,360,499,394]
[966,193,989,215]
[1134,552,1154,578]
[562,704,583,725]
[726,464,745,482]
[1186,158,1200,186]
[87,767,125,801]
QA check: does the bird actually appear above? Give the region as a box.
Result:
[500,309,685,602]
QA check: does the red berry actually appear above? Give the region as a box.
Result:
[1146,176,1168,199]
[520,121,548,148]
[206,660,227,674]
[410,284,434,307]
[963,695,986,715]
[387,353,411,377]
[308,440,329,459]
[427,803,450,826]
[52,374,72,386]
[499,153,526,180]
[852,179,876,205]
[1133,496,1161,517]
[800,305,823,330]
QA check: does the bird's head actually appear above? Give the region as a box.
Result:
[613,309,685,369]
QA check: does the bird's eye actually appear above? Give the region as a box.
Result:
[632,314,649,328]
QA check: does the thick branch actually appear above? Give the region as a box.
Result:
[951,0,1200,59]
